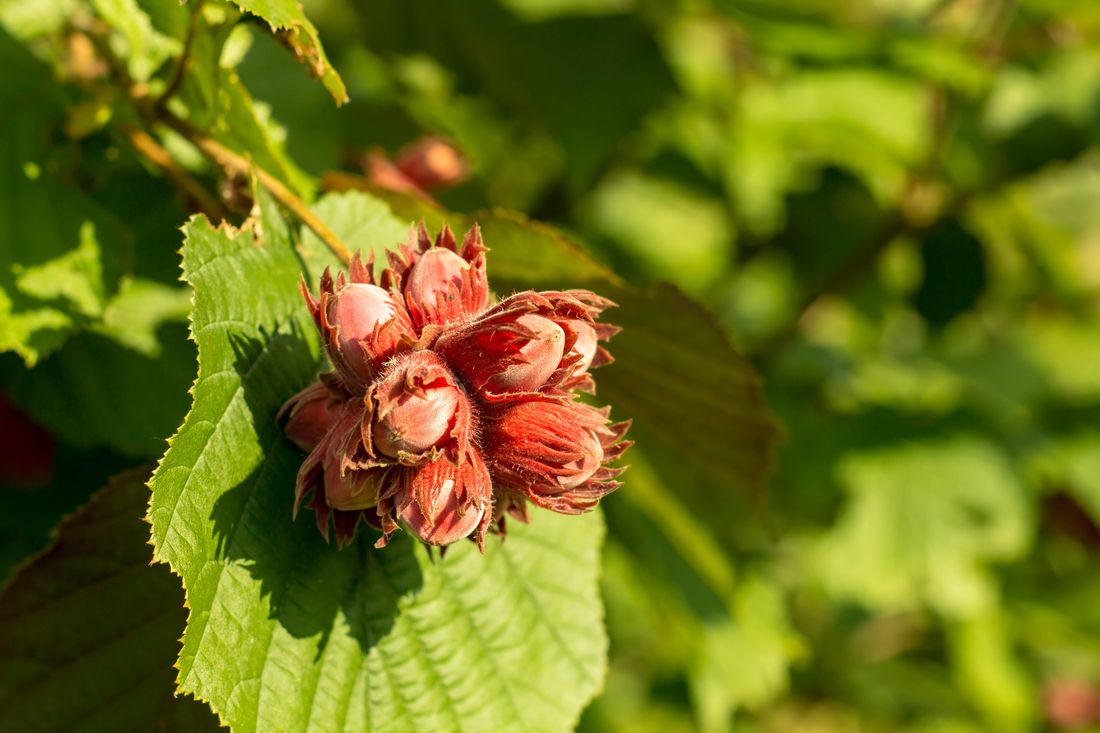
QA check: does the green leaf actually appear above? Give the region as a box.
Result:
[816,437,1033,618]
[0,467,222,732]
[726,68,928,234]
[1041,431,1100,526]
[148,189,608,732]
[175,16,315,198]
[0,30,131,365]
[582,171,734,294]
[91,0,181,81]
[298,190,411,278]
[0,321,195,459]
[0,442,129,583]
[92,278,193,357]
[948,610,1035,733]
[689,576,794,729]
[225,0,348,104]
[0,0,75,39]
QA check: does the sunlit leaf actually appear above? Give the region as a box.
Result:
[148,188,608,732]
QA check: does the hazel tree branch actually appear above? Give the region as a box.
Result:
[83,15,354,266]
[119,124,229,222]
[156,111,352,265]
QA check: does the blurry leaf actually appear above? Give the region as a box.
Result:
[0,467,222,732]
[690,577,795,731]
[177,18,315,197]
[0,0,75,38]
[91,0,181,81]
[235,28,345,175]
[583,171,734,294]
[1015,316,1100,402]
[1042,432,1100,527]
[598,283,777,524]
[983,50,1100,138]
[497,0,632,22]
[226,0,348,103]
[728,69,928,234]
[818,437,1032,618]
[356,1,675,191]
[0,32,131,365]
[970,153,1100,300]
[91,278,192,356]
[888,36,991,96]
[1,321,195,458]
[391,55,564,211]
[0,439,130,583]
[949,611,1035,732]
[148,187,608,733]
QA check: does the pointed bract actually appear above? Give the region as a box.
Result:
[280,381,339,452]
[484,399,631,514]
[369,350,471,463]
[303,259,416,388]
[382,223,489,330]
[435,289,617,400]
[383,451,493,548]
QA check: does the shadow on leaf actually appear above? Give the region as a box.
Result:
[208,325,425,659]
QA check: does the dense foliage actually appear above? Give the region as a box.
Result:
[2,0,1100,731]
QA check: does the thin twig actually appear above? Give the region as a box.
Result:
[154,0,204,110]
[158,110,353,265]
[119,124,229,221]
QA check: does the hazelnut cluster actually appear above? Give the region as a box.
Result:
[281,224,630,548]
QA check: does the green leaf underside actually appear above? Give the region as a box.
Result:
[227,0,348,104]
[0,467,222,733]
[148,189,607,732]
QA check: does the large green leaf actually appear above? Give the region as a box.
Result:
[0,466,221,732]
[148,189,608,732]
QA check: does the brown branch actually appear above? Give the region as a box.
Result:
[119,124,229,221]
[158,110,353,265]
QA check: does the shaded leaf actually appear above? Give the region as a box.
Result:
[0,31,130,365]
[0,466,222,732]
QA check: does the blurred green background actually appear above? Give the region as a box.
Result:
[5,0,1100,730]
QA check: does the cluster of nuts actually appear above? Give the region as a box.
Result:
[280,224,630,548]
